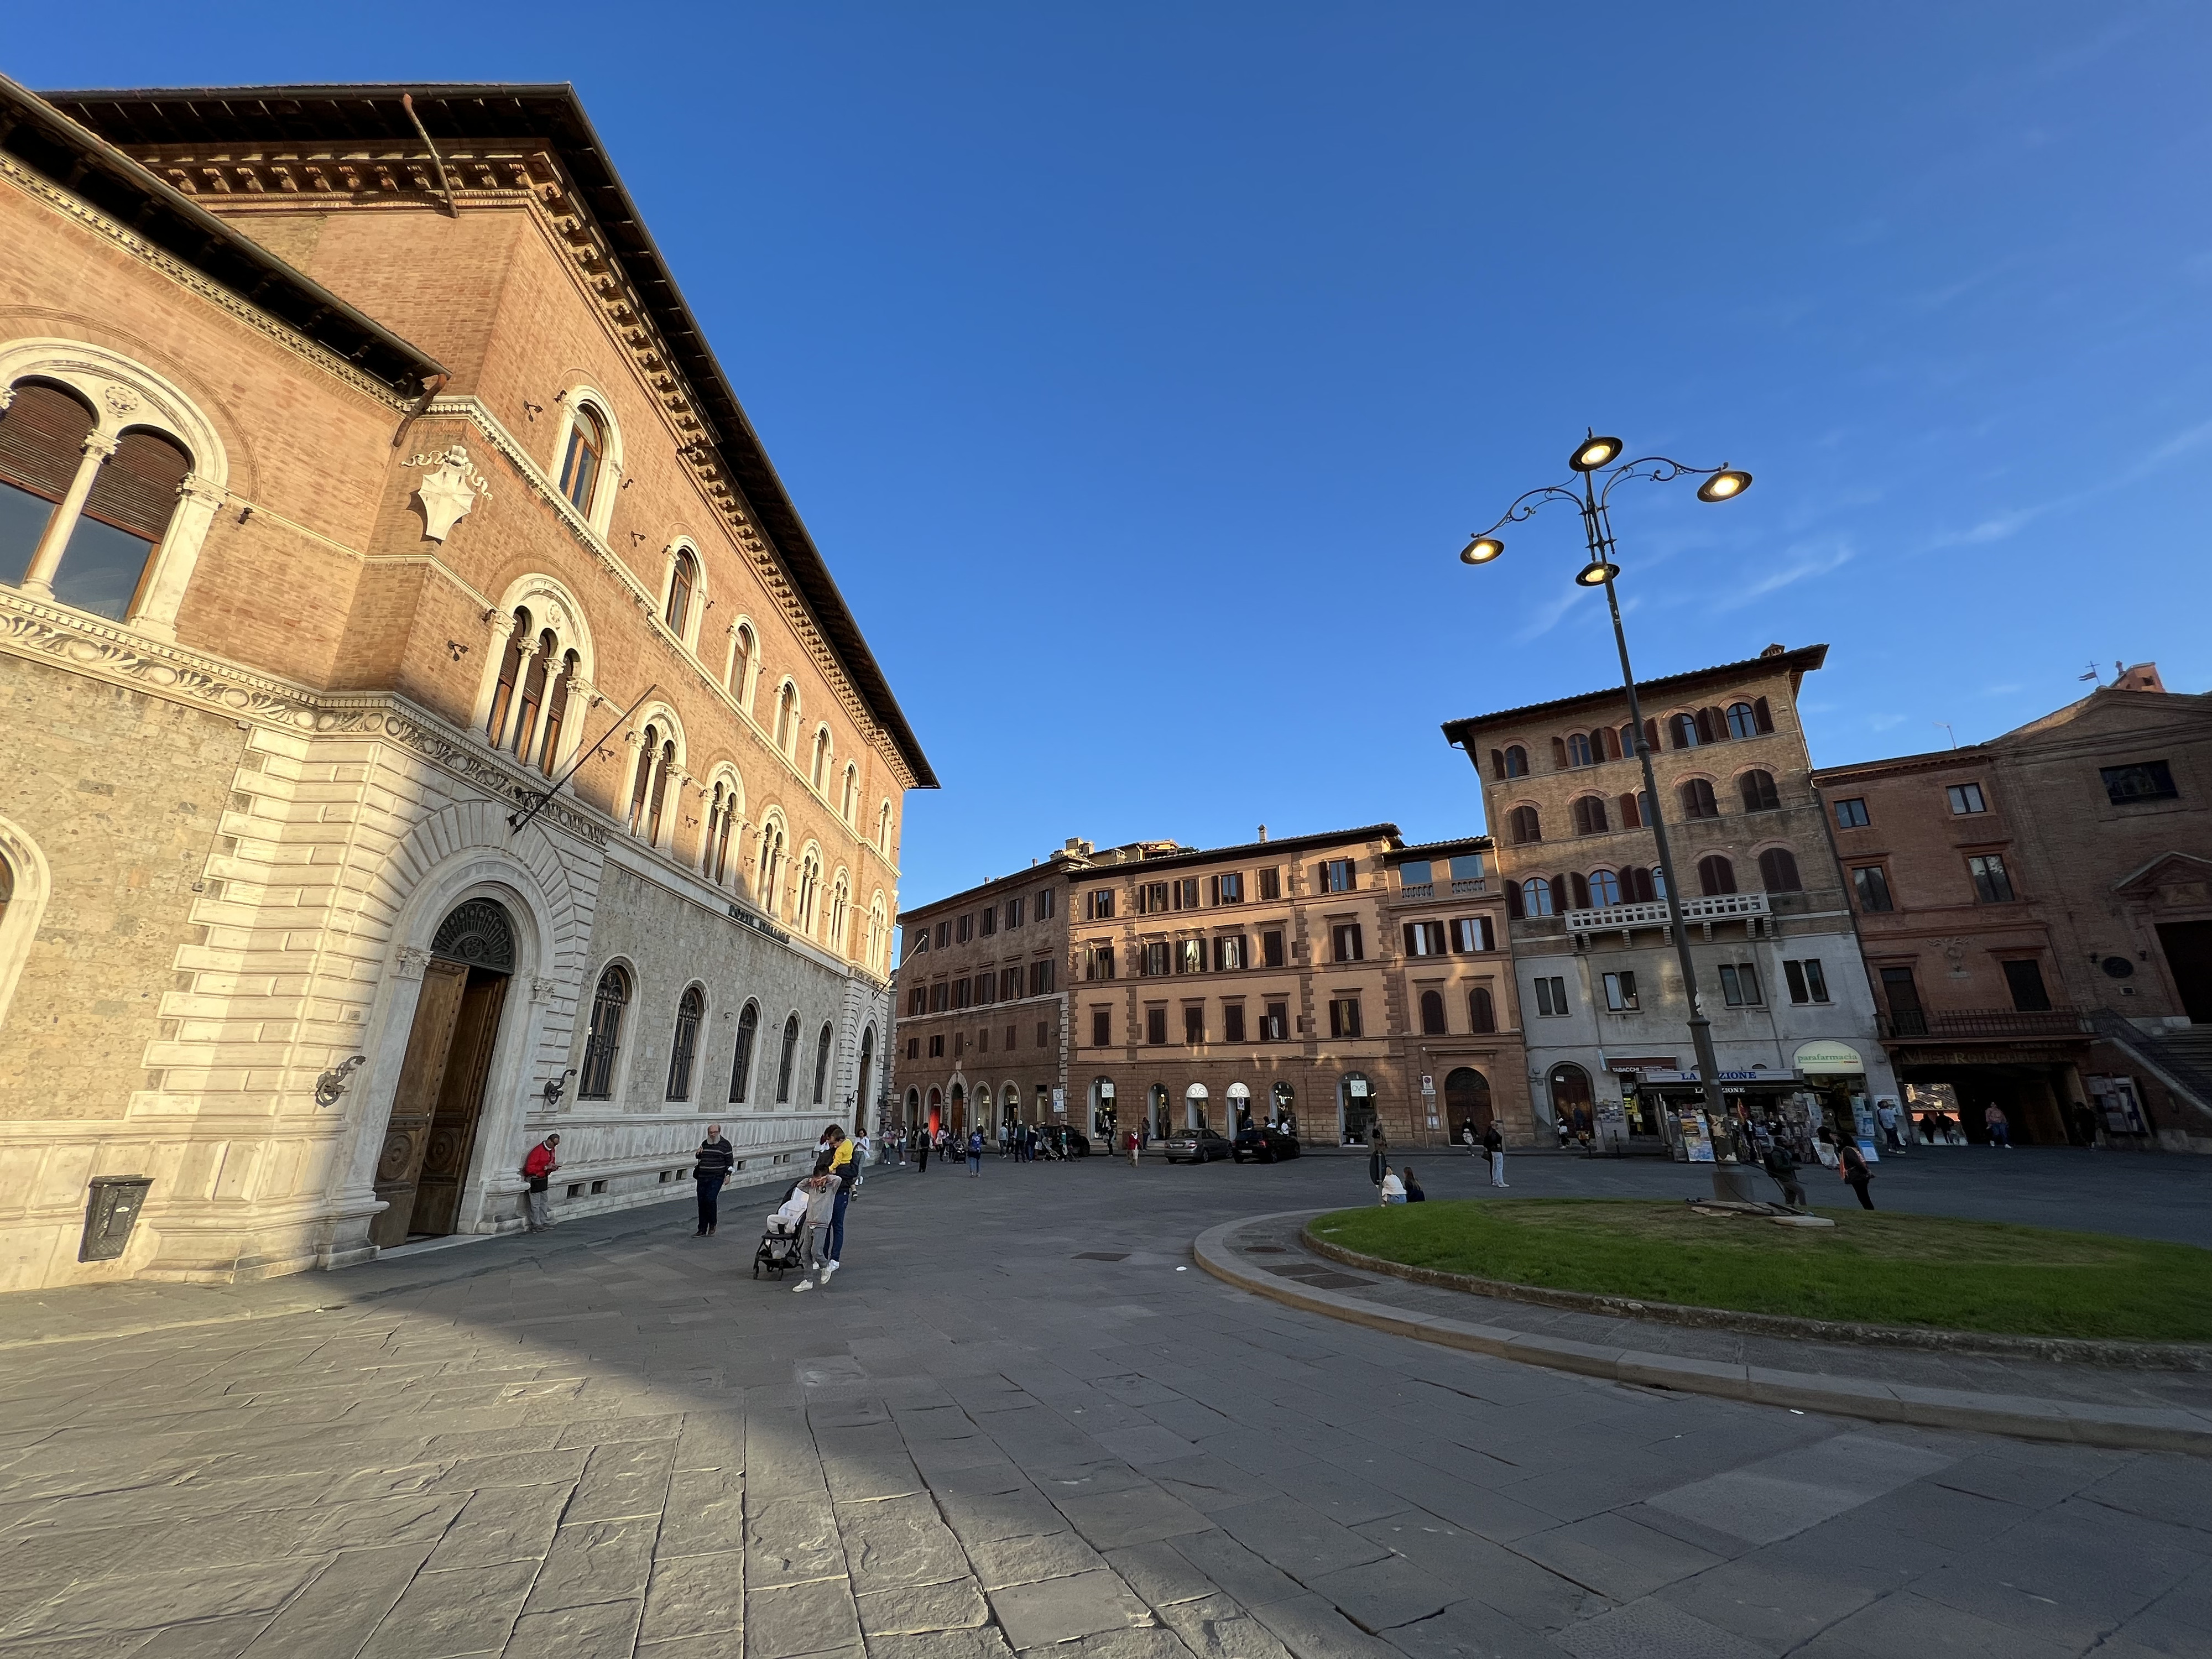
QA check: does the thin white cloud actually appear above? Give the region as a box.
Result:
[1926,418,2211,550]
[1869,713,1908,732]
[1981,683,2023,696]
[1713,539,1853,612]
[1515,586,1589,643]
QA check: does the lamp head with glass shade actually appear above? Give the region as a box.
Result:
[1459,535,1505,566]
[1697,468,1752,503]
[1569,434,1623,472]
[1574,559,1621,587]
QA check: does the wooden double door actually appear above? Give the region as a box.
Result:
[371,958,509,1248]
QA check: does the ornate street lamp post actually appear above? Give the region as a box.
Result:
[1459,434,1754,1173]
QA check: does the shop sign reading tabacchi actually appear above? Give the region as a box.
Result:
[1793,1039,1865,1075]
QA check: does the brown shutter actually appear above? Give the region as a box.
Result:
[84,430,192,541]
[1695,708,1718,744]
[1753,696,1774,733]
[1618,792,1638,828]
[1505,880,1524,920]
[1490,748,1506,780]
[1644,718,1660,753]
[0,382,95,502]
[1551,736,1569,768]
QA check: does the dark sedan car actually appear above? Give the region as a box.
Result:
[1162,1126,1232,1164]
[1231,1126,1302,1163]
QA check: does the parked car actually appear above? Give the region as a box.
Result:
[1232,1126,1302,1163]
[1162,1127,1232,1164]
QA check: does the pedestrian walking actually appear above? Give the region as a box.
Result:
[967,1126,984,1175]
[1366,1124,1390,1190]
[692,1123,735,1236]
[2070,1099,2100,1148]
[820,1126,856,1283]
[915,1130,930,1173]
[1985,1104,2011,1148]
[1837,1141,1875,1209]
[1481,1121,1507,1188]
[1126,1127,1141,1167]
[791,1156,838,1292]
[1402,1165,1426,1202]
[1460,1121,1478,1157]
[520,1133,560,1232]
[1764,1143,1807,1211]
[1875,1098,1906,1154]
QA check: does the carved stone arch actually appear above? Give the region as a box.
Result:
[723,612,763,713]
[661,536,707,649]
[0,810,54,1032]
[0,336,232,641]
[487,571,597,681]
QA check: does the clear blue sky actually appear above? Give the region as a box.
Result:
[13,4,2208,908]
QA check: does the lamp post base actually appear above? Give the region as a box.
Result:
[1709,1166,1761,1205]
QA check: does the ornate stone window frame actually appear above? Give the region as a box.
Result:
[0,338,229,643]
[0,812,53,1032]
[549,385,624,537]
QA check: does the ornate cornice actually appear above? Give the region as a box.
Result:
[0,153,411,413]
[0,590,607,847]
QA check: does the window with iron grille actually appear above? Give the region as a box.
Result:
[579,966,630,1099]
[665,986,704,1100]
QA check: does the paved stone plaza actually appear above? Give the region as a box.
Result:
[1,1150,2206,1657]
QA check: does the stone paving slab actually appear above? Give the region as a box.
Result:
[0,1154,2207,1656]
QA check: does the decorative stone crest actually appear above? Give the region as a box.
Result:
[103,383,142,416]
[394,947,431,980]
[403,445,492,542]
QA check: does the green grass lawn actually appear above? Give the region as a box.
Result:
[1310,1199,2212,1342]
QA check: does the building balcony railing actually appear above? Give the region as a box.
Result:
[1879,1008,2092,1041]
[1565,891,1769,932]
[1393,877,1489,905]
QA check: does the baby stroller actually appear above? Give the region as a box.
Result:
[754,1189,808,1280]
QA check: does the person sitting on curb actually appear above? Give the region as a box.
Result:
[1401,1165,1425,1202]
[1380,1167,1406,1204]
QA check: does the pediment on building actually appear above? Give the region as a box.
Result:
[2111,851,2212,904]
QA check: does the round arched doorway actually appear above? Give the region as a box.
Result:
[1271,1081,1297,1136]
[1185,1083,1209,1131]
[374,896,517,1248]
[1148,1083,1170,1138]
[1227,1082,1252,1131]
[1548,1063,1594,1135]
[948,1082,967,1138]
[1444,1067,1493,1139]
[1092,1077,1117,1140]
[1338,1072,1375,1145]
[905,1087,921,1134]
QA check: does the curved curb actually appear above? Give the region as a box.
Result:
[1194,1212,2212,1457]
[1300,1227,2212,1372]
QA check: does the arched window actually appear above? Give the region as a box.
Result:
[1503,744,1528,778]
[877,800,894,853]
[730,623,755,706]
[1739,769,1781,812]
[664,549,696,637]
[1521,877,1555,917]
[629,729,676,844]
[510,629,556,764]
[1597,727,1621,761]
[1420,989,1447,1035]
[1444,1067,1492,1130]
[855,1028,875,1133]
[865,899,888,974]
[1726,701,1759,739]
[579,965,630,1099]
[1509,805,1542,844]
[756,816,787,912]
[1617,791,1646,830]
[1669,712,1702,750]
[486,607,531,744]
[1759,847,1803,893]
[538,650,576,776]
[560,404,605,514]
[795,849,821,933]
[1588,868,1622,907]
[828,873,851,953]
[774,682,797,752]
[1571,796,1609,836]
[1624,866,1658,902]
[49,424,192,622]
[1468,988,1496,1033]
[1698,854,1738,896]
[728,1001,760,1102]
[812,1022,834,1105]
[1566,732,1594,768]
[628,724,659,836]
[776,1014,801,1103]
[811,727,831,791]
[1679,778,1719,820]
[841,763,858,823]
[666,986,704,1101]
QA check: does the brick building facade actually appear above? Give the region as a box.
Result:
[1813,663,2212,1151]
[890,827,1533,1150]
[1444,645,1895,1152]
[0,80,928,1291]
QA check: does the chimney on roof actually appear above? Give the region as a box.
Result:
[1258,825,1268,842]
[1761,643,1786,658]
[2112,662,2166,693]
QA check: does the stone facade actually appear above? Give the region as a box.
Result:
[1812,663,2212,1151]
[0,82,925,1291]
[1444,645,1895,1151]
[891,828,1535,1150]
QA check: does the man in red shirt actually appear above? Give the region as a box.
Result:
[521,1133,561,1232]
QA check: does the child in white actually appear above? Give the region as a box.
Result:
[1380,1169,1407,1204]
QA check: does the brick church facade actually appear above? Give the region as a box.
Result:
[0,79,928,1290]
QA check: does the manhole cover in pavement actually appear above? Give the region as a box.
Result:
[1240,1245,1288,1254]
[1073,1251,1130,1261]
[1266,1264,1370,1289]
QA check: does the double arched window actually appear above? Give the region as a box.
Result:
[1508,805,1542,844]
[666,985,705,1102]
[1739,769,1781,812]
[828,870,851,954]
[703,778,741,885]
[628,724,678,846]
[775,1014,801,1104]
[580,964,631,1099]
[1679,779,1719,820]
[1566,733,1594,767]
[794,846,822,933]
[728,1001,760,1103]
[1,357,221,635]
[865,896,889,974]
[1571,795,1608,836]
[1698,854,1738,896]
[755,814,787,913]
[664,548,697,638]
